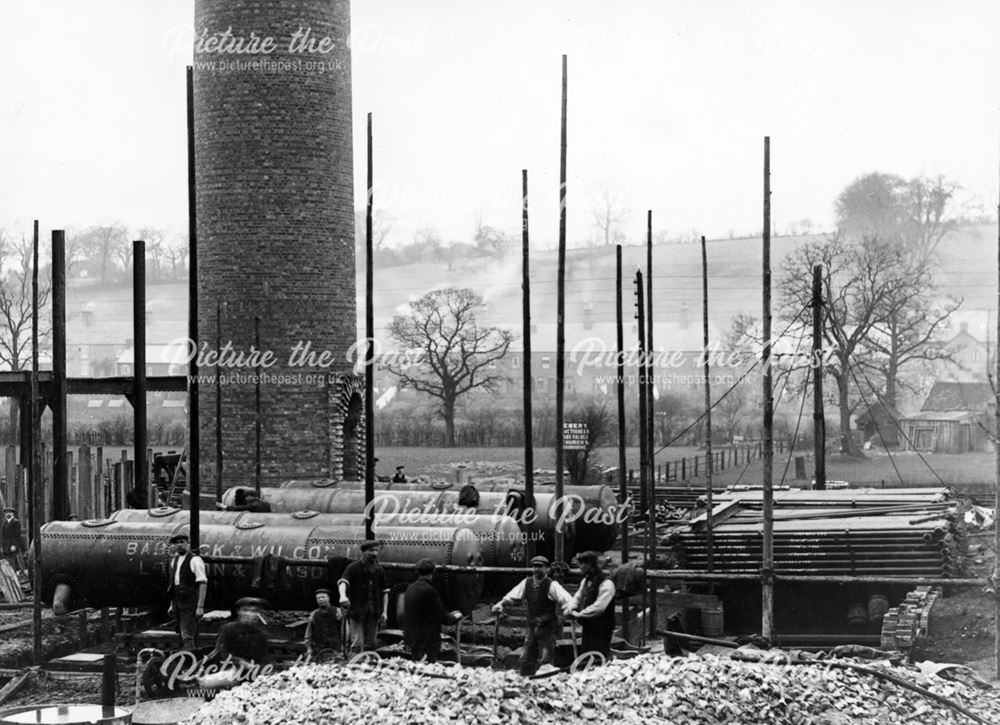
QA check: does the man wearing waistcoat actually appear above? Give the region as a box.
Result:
[492,555,574,676]
[566,551,617,661]
[166,532,208,651]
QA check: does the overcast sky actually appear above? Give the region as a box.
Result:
[2,0,999,248]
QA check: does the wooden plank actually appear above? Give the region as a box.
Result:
[689,499,741,531]
[0,670,30,706]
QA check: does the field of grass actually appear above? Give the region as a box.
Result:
[377,445,998,488]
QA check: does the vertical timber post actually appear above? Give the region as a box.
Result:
[554,54,568,563]
[186,65,200,550]
[761,136,775,642]
[812,264,825,491]
[521,169,535,560]
[645,211,655,531]
[615,244,630,641]
[364,112,375,541]
[994,163,1000,679]
[31,220,42,665]
[214,301,223,501]
[52,230,68,520]
[645,212,657,638]
[701,236,714,573]
[254,315,262,497]
[133,240,147,509]
[635,269,648,645]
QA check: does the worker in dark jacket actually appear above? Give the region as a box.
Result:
[566,551,617,660]
[1,507,25,573]
[304,588,342,662]
[338,540,390,654]
[210,597,271,668]
[492,555,574,676]
[402,559,462,663]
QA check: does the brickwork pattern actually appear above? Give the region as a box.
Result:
[194,0,355,486]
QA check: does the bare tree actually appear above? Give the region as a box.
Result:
[836,172,958,263]
[0,231,52,371]
[862,275,961,412]
[591,187,628,247]
[385,287,514,446]
[137,227,168,282]
[474,215,515,260]
[779,234,909,457]
[0,229,53,441]
[164,233,188,280]
[79,223,128,283]
[354,210,395,257]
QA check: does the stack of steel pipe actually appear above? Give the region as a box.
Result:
[669,488,966,578]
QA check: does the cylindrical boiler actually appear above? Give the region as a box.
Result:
[41,518,483,615]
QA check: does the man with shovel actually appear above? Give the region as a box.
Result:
[566,551,617,661]
[492,555,574,676]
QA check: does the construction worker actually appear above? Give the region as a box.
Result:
[304,588,342,662]
[338,540,389,654]
[402,559,462,663]
[492,555,573,676]
[1,507,25,574]
[166,533,208,652]
[209,596,271,669]
[392,466,407,483]
[566,551,617,660]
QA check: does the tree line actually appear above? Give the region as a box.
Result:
[377,173,969,456]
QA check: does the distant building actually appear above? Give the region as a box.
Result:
[900,381,994,453]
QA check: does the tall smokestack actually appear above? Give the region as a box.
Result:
[194,0,359,486]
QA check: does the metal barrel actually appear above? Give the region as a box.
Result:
[41,518,483,615]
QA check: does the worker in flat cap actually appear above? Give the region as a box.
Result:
[392,465,408,483]
[566,551,617,661]
[402,559,463,663]
[338,540,390,654]
[493,555,574,676]
[206,597,271,678]
[304,587,342,662]
[165,532,207,652]
[1,506,25,575]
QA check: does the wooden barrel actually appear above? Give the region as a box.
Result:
[847,603,868,627]
[700,604,724,637]
[867,594,890,623]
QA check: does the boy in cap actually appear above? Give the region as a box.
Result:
[392,466,407,483]
[165,532,208,652]
[304,587,342,662]
[338,540,390,654]
[492,555,574,675]
[402,559,462,663]
[566,551,617,660]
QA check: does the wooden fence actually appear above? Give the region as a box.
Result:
[0,445,181,524]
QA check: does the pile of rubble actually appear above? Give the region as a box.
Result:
[183,652,1000,725]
